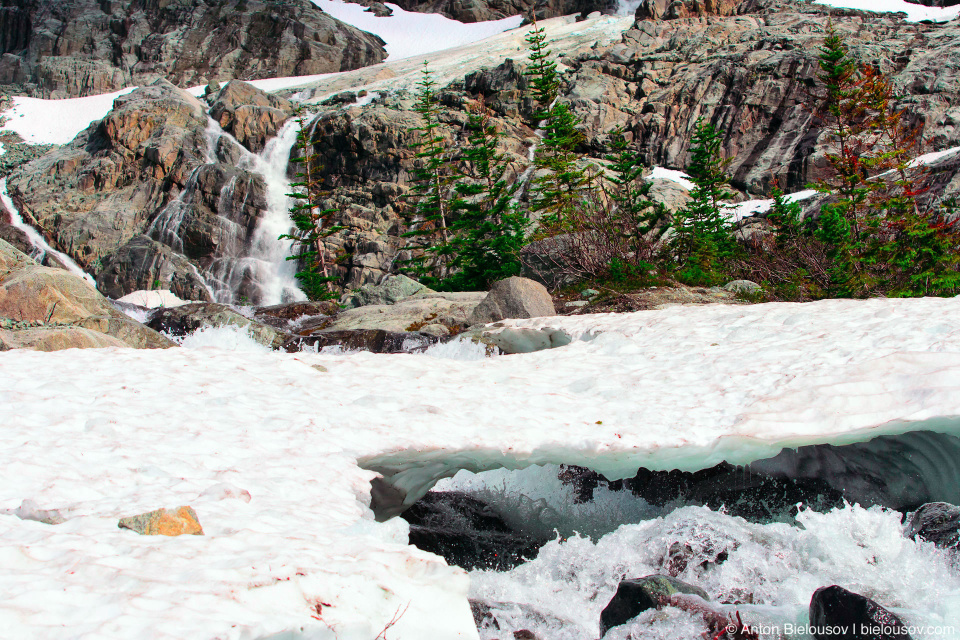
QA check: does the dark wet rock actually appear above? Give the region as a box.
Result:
[1,0,387,99]
[283,328,439,354]
[558,461,845,523]
[665,539,734,578]
[600,575,709,636]
[468,276,557,325]
[402,491,548,571]
[147,302,284,348]
[906,502,960,550]
[96,236,214,303]
[562,431,960,519]
[905,0,960,6]
[809,586,913,640]
[208,81,295,154]
[256,301,341,321]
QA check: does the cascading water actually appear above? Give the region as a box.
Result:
[201,118,306,306]
[615,0,644,16]
[0,178,98,287]
[147,117,306,306]
[237,118,306,306]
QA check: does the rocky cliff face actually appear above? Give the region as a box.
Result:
[0,0,387,98]
[4,79,303,304]
[6,1,960,299]
[568,0,960,194]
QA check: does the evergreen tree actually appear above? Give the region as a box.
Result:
[604,126,667,260]
[280,111,344,300]
[523,22,591,233]
[530,103,593,231]
[811,25,960,297]
[445,103,529,290]
[400,61,455,283]
[524,20,560,122]
[671,118,736,283]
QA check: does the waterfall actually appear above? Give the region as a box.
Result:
[148,117,306,306]
[615,0,643,15]
[0,178,98,287]
[236,119,306,306]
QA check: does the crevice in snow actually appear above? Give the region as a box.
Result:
[361,420,960,522]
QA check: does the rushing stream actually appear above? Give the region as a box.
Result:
[405,430,960,639]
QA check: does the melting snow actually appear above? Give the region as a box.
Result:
[649,167,695,190]
[3,297,960,637]
[115,290,191,309]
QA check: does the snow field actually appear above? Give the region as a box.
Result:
[3,297,960,637]
[309,0,524,62]
[815,0,960,23]
[0,88,136,145]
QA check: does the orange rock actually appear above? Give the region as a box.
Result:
[118,506,204,536]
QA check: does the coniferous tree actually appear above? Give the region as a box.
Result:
[445,103,529,290]
[531,103,593,231]
[524,20,560,122]
[671,118,736,283]
[812,25,960,297]
[280,111,344,300]
[401,62,455,283]
[523,22,591,233]
[604,126,667,260]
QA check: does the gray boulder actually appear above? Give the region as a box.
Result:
[340,275,433,309]
[468,277,556,325]
[324,291,486,333]
[723,279,762,294]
